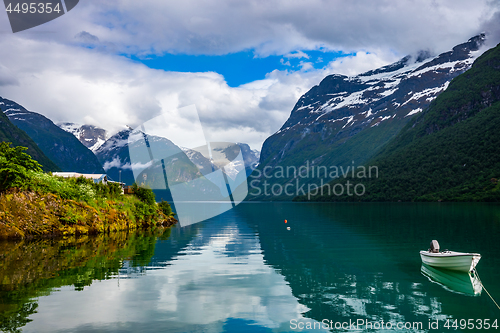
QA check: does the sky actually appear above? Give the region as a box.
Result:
[0,0,499,150]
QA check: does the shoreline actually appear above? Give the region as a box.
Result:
[0,189,177,240]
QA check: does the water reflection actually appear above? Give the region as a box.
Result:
[14,213,325,333]
[237,202,500,330]
[421,264,482,296]
[1,203,499,332]
[0,229,170,333]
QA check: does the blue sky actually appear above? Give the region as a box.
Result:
[130,50,352,87]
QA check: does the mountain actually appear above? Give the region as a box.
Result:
[58,123,108,152]
[302,41,500,202]
[94,128,205,185]
[95,128,161,185]
[236,143,260,175]
[95,129,260,185]
[249,34,487,200]
[0,97,105,174]
[0,106,60,171]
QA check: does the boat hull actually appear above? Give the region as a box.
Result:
[420,251,481,272]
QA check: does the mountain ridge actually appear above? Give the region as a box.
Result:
[1,96,105,174]
[249,34,487,201]
[0,107,60,171]
[300,41,500,202]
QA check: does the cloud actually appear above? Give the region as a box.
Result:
[0,1,497,151]
[480,9,500,49]
[325,51,395,77]
[23,0,497,57]
[74,31,99,44]
[284,51,309,59]
[0,65,19,86]
[0,35,323,150]
[280,58,291,66]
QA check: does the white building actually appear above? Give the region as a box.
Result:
[52,172,108,184]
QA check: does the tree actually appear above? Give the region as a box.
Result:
[158,200,174,217]
[131,183,156,205]
[0,142,42,191]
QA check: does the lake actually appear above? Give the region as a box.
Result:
[1,202,499,332]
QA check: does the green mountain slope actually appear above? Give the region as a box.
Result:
[302,42,500,202]
[0,109,60,171]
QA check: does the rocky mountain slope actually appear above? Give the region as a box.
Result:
[250,34,487,200]
[303,41,500,202]
[58,123,109,152]
[0,97,105,174]
[95,128,260,186]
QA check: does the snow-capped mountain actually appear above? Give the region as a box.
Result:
[95,128,260,185]
[253,34,487,200]
[93,129,137,184]
[281,35,485,133]
[238,143,260,172]
[58,122,109,152]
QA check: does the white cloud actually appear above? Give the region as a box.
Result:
[280,58,291,66]
[0,0,498,151]
[325,51,396,77]
[285,51,310,59]
[103,157,129,171]
[0,35,320,150]
[12,0,497,57]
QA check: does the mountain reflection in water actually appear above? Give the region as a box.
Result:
[1,202,499,332]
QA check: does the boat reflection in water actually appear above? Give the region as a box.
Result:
[421,263,482,296]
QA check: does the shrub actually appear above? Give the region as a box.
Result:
[158,200,174,217]
[0,142,41,191]
[131,183,156,205]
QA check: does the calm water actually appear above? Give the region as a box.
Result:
[1,203,499,332]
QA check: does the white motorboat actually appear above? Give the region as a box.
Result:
[420,240,481,272]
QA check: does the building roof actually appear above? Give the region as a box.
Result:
[52,172,107,180]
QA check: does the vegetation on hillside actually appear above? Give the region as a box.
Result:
[0,142,176,239]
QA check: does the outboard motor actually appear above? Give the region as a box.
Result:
[430,240,440,253]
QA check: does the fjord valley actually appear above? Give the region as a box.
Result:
[1,22,500,333]
[1,97,104,174]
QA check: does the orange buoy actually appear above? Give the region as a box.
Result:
[285,220,287,223]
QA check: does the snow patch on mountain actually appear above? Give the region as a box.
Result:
[408,82,450,107]
[406,108,423,117]
[58,122,109,152]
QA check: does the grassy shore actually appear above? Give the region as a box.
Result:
[0,142,177,239]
